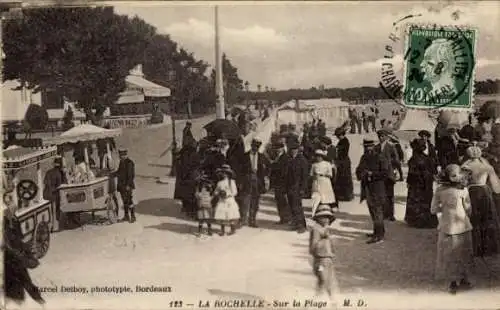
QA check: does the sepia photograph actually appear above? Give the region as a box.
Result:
[1,1,500,309]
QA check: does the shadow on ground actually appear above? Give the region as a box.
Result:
[283,211,500,293]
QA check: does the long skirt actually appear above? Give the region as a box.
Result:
[214,197,240,224]
[468,185,500,257]
[404,182,438,228]
[435,231,473,282]
[334,158,354,201]
[311,176,336,204]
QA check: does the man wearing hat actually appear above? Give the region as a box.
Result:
[240,138,270,227]
[271,141,292,225]
[356,139,388,244]
[43,157,67,231]
[285,139,309,233]
[182,121,195,148]
[117,148,136,223]
[375,129,400,221]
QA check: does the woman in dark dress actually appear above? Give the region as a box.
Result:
[174,139,201,218]
[333,127,354,201]
[404,138,438,228]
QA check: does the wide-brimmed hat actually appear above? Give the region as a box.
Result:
[216,164,235,178]
[363,139,376,147]
[466,145,482,159]
[315,149,328,158]
[334,127,346,136]
[313,204,336,222]
[418,130,431,138]
[438,164,464,184]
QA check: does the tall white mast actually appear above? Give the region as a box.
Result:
[214,6,225,119]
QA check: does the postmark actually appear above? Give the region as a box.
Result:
[401,24,476,110]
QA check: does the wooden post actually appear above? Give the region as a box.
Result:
[84,145,89,166]
[37,162,43,202]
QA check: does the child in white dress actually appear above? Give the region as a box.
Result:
[213,165,240,236]
[311,149,337,215]
[195,179,214,236]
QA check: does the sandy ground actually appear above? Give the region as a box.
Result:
[7,114,500,310]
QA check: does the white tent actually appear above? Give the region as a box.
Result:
[43,124,121,145]
[398,109,436,131]
[276,98,350,129]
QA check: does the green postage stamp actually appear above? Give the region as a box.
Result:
[402,24,477,109]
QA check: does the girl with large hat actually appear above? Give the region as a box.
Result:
[309,204,336,297]
[333,127,354,201]
[213,165,240,236]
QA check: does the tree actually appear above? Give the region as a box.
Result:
[3,7,156,124]
[210,54,243,107]
[24,104,48,130]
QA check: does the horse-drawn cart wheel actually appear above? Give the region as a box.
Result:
[106,196,118,224]
[17,180,38,201]
[32,221,50,259]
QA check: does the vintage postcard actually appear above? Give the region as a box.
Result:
[1,1,500,310]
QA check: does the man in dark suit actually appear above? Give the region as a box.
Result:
[375,129,400,221]
[356,139,388,244]
[182,121,195,148]
[271,141,292,225]
[117,148,136,223]
[285,140,309,233]
[43,157,66,232]
[240,138,270,227]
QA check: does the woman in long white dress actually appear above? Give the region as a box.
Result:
[310,149,337,215]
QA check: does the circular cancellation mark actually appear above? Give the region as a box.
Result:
[380,17,477,110]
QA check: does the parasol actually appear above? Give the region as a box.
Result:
[43,124,122,145]
[203,119,242,140]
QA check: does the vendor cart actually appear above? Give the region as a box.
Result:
[43,124,122,225]
[2,146,58,258]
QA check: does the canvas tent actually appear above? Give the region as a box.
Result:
[398,109,436,132]
[276,98,350,129]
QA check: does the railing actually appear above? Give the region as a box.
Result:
[102,115,152,129]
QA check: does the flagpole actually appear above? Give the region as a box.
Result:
[214,5,225,119]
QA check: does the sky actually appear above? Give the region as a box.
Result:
[113,1,500,90]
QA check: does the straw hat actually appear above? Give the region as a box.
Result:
[363,139,376,147]
[466,145,482,159]
[315,149,328,158]
[216,164,235,178]
[418,130,432,138]
[313,204,336,222]
[438,164,464,184]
